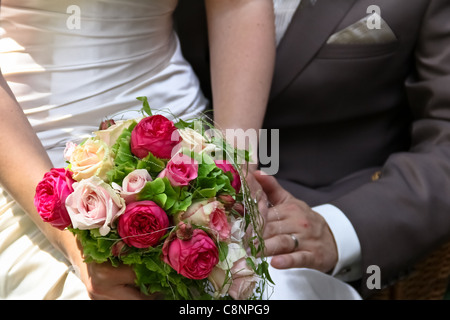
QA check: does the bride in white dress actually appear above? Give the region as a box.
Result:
[0,0,360,300]
[0,0,277,300]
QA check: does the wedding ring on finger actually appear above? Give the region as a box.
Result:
[290,234,299,252]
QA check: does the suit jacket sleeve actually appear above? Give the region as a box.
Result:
[330,0,450,298]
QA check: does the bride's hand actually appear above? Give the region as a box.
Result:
[78,262,160,300]
[70,240,161,300]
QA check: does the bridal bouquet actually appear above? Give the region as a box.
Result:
[34,97,272,300]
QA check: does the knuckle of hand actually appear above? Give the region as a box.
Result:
[264,222,277,236]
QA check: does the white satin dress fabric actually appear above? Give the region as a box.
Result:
[0,0,361,300]
[0,0,206,300]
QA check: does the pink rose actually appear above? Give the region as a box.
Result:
[162,223,219,280]
[158,153,198,187]
[66,176,126,236]
[179,199,231,241]
[209,206,231,241]
[119,169,152,203]
[117,201,169,248]
[63,142,77,162]
[229,257,258,300]
[215,160,241,193]
[130,115,181,159]
[34,168,75,230]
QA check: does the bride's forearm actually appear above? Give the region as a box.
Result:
[205,0,275,134]
[0,73,82,266]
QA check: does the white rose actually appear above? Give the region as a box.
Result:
[229,216,246,242]
[178,128,220,155]
[216,242,247,270]
[94,119,137,147]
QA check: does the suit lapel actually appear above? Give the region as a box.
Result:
[270,0,357,100]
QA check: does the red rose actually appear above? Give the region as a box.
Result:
[157,153,198,187]
[99,119,116,130]
[215,160,241,193]
[162,223,219,280]
[117,201,169,248]
[130,115,181,159]
[34,168,75,230]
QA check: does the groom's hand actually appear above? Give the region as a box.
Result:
[253,171,338,274]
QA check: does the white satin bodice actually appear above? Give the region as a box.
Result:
[0,0,207,167]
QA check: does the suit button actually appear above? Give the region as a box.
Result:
[372,171,382,181]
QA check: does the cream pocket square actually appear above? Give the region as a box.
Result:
[327,13,397,44]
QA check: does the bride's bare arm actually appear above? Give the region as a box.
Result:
[0,72,64,252]
[0,72,152,300]
[205,0,275,135]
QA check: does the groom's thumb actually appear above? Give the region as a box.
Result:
[253,170,291,205]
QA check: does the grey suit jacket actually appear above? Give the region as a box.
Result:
[174,0,450,298]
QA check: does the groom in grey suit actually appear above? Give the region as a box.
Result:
[175,0,450,298]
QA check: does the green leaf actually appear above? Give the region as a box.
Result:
[218,241,229,262]
[68,228,117,263]
[137,177,192,215]
[246,257,257,272]
[137,178,166,203]
[258,261,275,285]
[136,153,166,178]
[154,193,168,208]
[192,187,217,199]
[162,179,192,214]
[174,118,195,130]
[150,178,166,194]
[137,96,152,117]
[192,158,236,200]
[107,126,139,184]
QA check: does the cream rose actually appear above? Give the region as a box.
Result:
[177,198,231,241]
[94,119,137,147]
[208,267,231,298]
[69,138,114,181]
[178,128,220,155]
[66,176,126,236]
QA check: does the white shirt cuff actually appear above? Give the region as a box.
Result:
[313,204,362,282]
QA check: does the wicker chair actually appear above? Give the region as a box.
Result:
[369,241,450,300]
